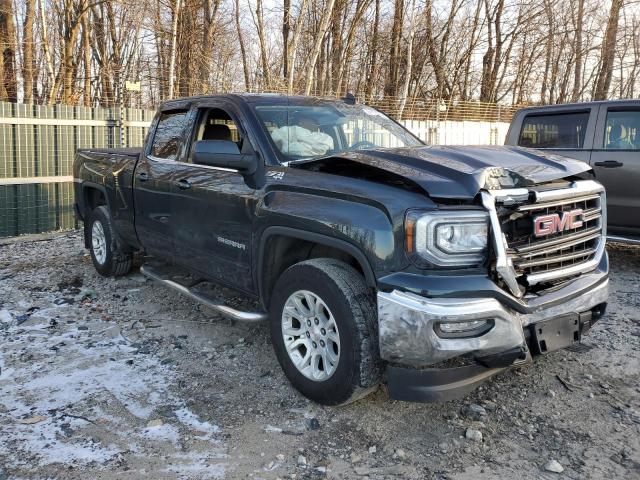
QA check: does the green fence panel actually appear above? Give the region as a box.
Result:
[1,102,154,238]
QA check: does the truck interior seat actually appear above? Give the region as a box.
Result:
[202,123,232,141]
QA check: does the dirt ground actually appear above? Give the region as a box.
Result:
[1,231,639,480]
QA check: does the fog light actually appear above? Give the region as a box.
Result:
[439,320,488,333]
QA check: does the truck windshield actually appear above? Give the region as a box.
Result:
[253,103,423,162]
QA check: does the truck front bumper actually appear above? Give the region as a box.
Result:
[377,256,609,402]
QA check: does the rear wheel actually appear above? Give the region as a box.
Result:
[269,258,382,405]
[87,206,133,277]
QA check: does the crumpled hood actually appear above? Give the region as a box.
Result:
[291,145,592,199]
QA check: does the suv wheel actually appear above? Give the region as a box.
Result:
[269,258,382,405]
[87,206,133,277]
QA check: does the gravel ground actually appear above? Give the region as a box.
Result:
[1,232,639,480]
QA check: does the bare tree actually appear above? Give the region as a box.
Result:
[594,0,624,100]
[0,0,17,102]
[304,0,337,95]
[168,0,181,99]
[22,0,36,103]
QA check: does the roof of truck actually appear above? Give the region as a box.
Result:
[158,93,356,110]
[516,98,640,113]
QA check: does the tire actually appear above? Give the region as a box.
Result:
[86,206,133,277]
[269,258,382,405]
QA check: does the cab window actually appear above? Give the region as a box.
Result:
[191,108,243,151]
[518,111,589,149]
[603,110,640,150]
[150,110,190,160]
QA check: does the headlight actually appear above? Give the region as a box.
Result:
[406,210,489,267]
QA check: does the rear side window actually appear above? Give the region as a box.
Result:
[150,110,189,159]
[518,112,590,149]
[604,110,640,149]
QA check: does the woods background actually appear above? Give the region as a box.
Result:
[0,0,638,116]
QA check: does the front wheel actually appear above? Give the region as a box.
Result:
[269,258,382,405]
[86,206,133,277]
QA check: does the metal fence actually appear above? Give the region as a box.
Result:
[0,100,512,238]
[0,102,154,237]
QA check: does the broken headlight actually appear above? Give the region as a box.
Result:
[405,210,489,267]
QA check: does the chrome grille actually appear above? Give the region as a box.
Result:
[491,180,606,291]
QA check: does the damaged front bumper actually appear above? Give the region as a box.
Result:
[377,256,609,402]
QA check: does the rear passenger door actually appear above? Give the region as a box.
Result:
[513,108,596,163]
[590,104,640,237]
[134,107,191,259]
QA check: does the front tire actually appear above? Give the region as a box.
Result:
[86,206,133,277]
[269,258,382,405]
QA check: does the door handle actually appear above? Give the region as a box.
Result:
[175,179,192,190]
[594,160,623,168]
[137,171,149,182]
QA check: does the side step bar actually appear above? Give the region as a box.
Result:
[140,265,268,322]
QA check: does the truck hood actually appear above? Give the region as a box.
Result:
[290,145,592,199]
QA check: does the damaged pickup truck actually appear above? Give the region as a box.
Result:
[73,94,609,405]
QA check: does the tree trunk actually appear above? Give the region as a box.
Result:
[384,0,403,97]
[168,0,181,99]
[202,0,222,92]
[304,0,337,95]
[81,13,91,106]
[397,0,417,119]
[364,0,379,101]
[282,0,290,79]
[571,0,584,102]
[0,0,17,102]
[22,0,36,103]
[287,0,309,93]
[235,0,251,91]
[255,0,270,89]
[594,0,623,100]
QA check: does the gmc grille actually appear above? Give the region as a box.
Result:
[493,180,606,291]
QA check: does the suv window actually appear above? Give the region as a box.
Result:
[518,111,590,149]
[604,110,640,150]
[150,110,189,159]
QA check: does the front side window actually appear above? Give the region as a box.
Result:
[518,111,590,149]
[253,103,423,161]
[603,110,640,150]
[150,110,189,159]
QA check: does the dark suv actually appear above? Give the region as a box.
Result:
[506,100,640,243]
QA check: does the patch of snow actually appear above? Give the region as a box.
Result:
[164,451,226,479]
[175,407,220,439]
[139,423,182,445]
[0,297,227,473]
[0,308,12,323]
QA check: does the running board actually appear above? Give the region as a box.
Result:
[140,265,268,322]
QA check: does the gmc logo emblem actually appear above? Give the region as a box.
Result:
[533,209,584,237]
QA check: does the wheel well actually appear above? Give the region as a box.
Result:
[85,187,106,211]
[261,235,369,307]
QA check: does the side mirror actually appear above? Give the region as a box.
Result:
[192,140,265,189]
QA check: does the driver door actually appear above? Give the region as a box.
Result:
[169,102,260,293]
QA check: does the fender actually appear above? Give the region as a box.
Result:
[257,226,378,303]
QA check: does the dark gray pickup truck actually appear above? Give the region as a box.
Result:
[74,94,609,405]
[506,100,640,243]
